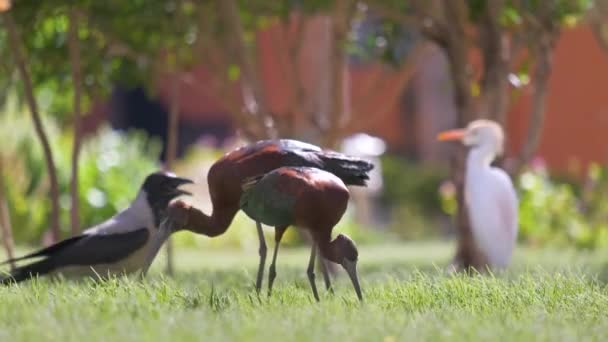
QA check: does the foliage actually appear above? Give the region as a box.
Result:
[1,243,608,341]
[380,155,449,238]
[438,160,608,249]
[1,0,201,123]
[381,155,447,215]
[518,163,608,249]
[0,105,160,242]
[75,127,161,227]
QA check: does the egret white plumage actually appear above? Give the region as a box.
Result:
[438,120,518,269]
[0,172,193,284]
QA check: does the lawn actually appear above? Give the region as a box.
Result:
[1,241,607,341]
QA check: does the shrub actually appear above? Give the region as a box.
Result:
[1,105,161,242]
[437,158,608,249]
[380,155,449,238]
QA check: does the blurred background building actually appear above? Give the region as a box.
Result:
[86,20,608,176]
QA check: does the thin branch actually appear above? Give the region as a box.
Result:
[274,12,309,136]
[288,13,307,112]
[514,37,555,172]
[351,43,427,119]
[3,11,62,242]
[365,1,446,43]
[218,0,275,138]
[164,61,180,277]
[324,0,356,147]
[0,159,15,270]
[267,18,295,136]
[202,46,263,139]
[510,0,559,172]
[82,10,150,65]
[347,43,429,134]
[194,5,261,140]
[68,8,83,236]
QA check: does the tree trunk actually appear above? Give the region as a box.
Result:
[440,0,486,271]
[164,67,181,276]
[3,12,62,242]
[0,159,15,270]
[68,9,83,236]
[478,0,510,126]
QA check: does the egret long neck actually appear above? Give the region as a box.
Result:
[467,144,496,169]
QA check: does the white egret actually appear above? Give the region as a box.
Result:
[438,120,518,270]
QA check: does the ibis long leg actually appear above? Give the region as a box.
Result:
[268,226,287,297]
[306,244,320,302]
[319,258,334,294]
[255,221,267,294]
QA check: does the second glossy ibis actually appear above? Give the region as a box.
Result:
[239,166,363,301]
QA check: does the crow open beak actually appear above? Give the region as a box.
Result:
[169,177,194,197]
[171,176,194,187]
[172,188,193,197]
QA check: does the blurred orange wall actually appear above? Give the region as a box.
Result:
[506,25,608,176]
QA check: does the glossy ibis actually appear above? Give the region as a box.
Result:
[141,139,372,293]
[239,166,362,301]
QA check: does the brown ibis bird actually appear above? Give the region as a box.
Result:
[239,166,363,301]
[438,120,518,269]
[141,139,373,294]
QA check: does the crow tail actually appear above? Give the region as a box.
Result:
[0,258,55,285]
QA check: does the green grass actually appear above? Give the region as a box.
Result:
[1,242,608,341]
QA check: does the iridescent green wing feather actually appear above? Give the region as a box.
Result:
[240,172,296,227]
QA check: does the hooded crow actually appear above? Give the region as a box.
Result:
[0,171,193,284]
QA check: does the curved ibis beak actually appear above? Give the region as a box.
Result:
[342,259,363,302]
[437,129,466,142]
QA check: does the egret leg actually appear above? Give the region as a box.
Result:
[306,244,320,302]
[342,259,363,301]
[268,226,287,297]
[319,258,334,294]
[255,221,267,294]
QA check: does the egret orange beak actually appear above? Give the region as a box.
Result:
[437,129,466,141]
[0,0,11,12]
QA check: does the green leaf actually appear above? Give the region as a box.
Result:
[228,64,241,82]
